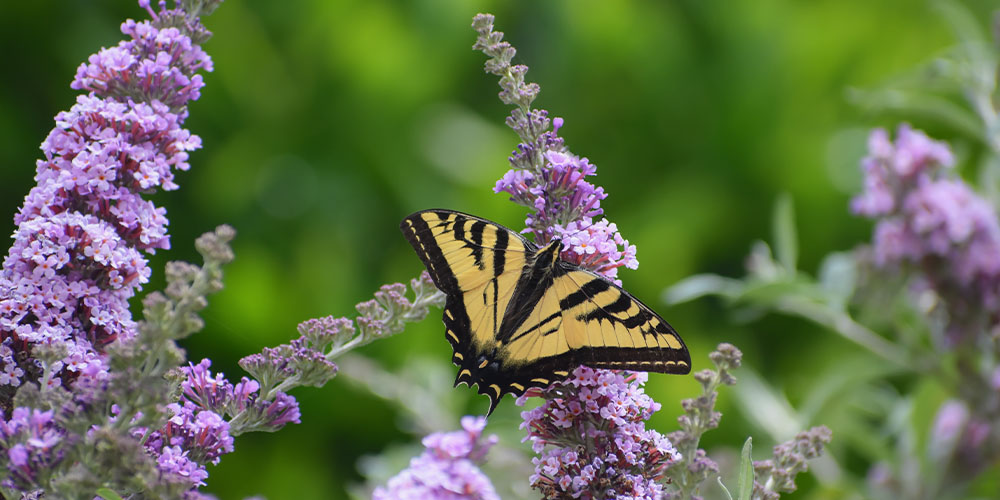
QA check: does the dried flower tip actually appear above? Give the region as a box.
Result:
[295,315,354,350]
[194,225,236,264]
[709,342,742,370]
[692,369,715,386]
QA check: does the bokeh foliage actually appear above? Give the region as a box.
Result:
[1,0,997,498]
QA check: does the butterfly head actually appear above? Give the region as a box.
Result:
[534,239,564,270]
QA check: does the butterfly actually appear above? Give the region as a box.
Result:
[400,209,691,414]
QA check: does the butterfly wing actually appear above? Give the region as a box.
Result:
[400,209,533,410]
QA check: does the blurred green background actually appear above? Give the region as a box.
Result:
[1,0,997,498]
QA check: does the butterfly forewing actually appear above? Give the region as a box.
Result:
[400,209,691,415]
[400,211,531,395]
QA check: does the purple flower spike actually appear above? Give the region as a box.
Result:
[177,357,302,434]
[0,0,214,396]
[261,391,302,430]
[519,367,679,499]
[73,14,213,108]
[474,15,639,282]
[374,416,500,500]
[146,402,234,466]
[555,217,639,283]
[0,1,230,495]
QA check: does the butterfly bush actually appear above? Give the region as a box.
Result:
[663,11,1000,495]
[0,1,232,493]
[377,14,658,499]
[0,0,212,397]
[851,124,1000,493]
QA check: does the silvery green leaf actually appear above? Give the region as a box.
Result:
[663,274,745,305]
[737,437,754,500]
[818,251,857,308]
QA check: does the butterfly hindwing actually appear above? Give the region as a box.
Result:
[556,269,690,371]
[400,209,691,415]
[498,268,689,388]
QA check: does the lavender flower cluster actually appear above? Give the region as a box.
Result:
[0,408,62,491]
[519,366,680,499]
[73,0,214,108]
[113,395,235,487]
[852,124,1000,335]
[473,14,638,283]
[374,416,500,500]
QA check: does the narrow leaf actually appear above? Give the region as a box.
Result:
[662,274,745,305]
[730,368,802,442]
[847,88,984,142]
[737,436,754,500]
[817,251,856,308]
[96,488,124,500]
[772,193,797,274]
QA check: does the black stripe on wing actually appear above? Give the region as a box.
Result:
[400,211,464,295]
[560,267,691,373]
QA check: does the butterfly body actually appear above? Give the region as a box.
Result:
[401,209,690,414]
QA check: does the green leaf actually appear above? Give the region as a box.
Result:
[817,251,857,308]
[798,355,904,423]
[738,436,754,500]
[662,274,745,305]
[978,155,1000,207]
[730,368,802,442]
[847,87,984,142]
[738,280,827,305]
[772,194,797,274]
[96,488,124,500]
[934,0,987,51]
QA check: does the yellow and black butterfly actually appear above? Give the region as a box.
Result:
[400,209,691,414]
